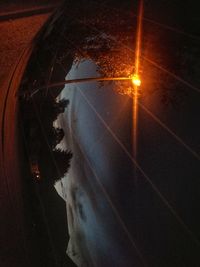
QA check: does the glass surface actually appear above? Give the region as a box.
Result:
[19,1,200,266]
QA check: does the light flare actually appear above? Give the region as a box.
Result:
[131,74,141,87]
[133,0,143,183]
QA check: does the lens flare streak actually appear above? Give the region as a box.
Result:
[133,0,143,182]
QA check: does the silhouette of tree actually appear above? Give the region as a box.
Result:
[52,99,69,120]
[38,97,69,123]
[39,147,72,186]
[54,127,65,147]
[47,127,65,149]
[51,148,73,184]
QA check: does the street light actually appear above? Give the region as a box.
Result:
[26,76,138,98]
[131,74,141,87]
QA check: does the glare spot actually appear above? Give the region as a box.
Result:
[131,74,141,87]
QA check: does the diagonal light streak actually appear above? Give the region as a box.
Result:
[96,1,200,41]
[138,102,200,161]
[142,17,200,41]
[142,56,200,93]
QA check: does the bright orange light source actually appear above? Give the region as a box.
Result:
[131,74,141,87]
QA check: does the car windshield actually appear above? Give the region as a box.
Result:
[18,1,200,266]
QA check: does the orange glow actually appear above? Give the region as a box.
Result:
[132,0,143,183]
[135,0,143,76]
[131,74,141,87]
